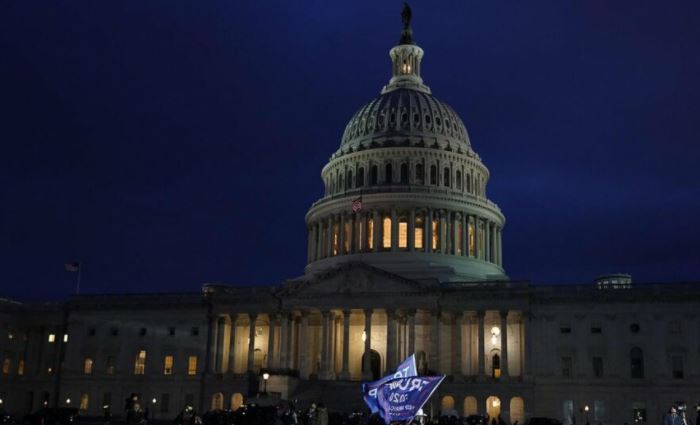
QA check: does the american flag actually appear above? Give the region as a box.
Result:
[352,197,363,213]
[64,262,80,272]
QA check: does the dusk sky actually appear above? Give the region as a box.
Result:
[1,1,699,301]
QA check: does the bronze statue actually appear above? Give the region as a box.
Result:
[401,2,412,30]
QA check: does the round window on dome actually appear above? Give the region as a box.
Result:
[436,117,441,126]
[445,119,450,128]
[401,113,408,123]
[425,115,431,124]
[413,113,420,123]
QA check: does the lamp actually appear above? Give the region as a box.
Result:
[262,372,270,394]
[66,398,71,404]
[490,326,501,345]
[362,330,367,342]
[152,398,157,405]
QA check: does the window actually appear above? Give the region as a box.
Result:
[560,326,572,334]
[17,358,25,375]
[2,358,10,374]
[63,334,69,343]
[562,400,574,425]
[106,356,116,375]
[594,401,605,422]
[332,222,339,255]
[467,174,472,192]
[347,170,353,190]
[468,222,475,256]
[370,165,378,185]
[385,163,393,184]
[431,218,439,251]
[191,327,200,336]
[592,357,603,377]
[382,216,391,249]
[84,357,94,375]
[415,163,424,183]
[102,393,112,410]
[632,402,647,424]
[188,356,198,375]
[443,168,450,187]
[168,327,176,336]
[630,347,644,378]
[161,393,170,413]
[561,356,573,378]
[456,220,463,255]
[356,167,365,187]
[110,328,119,336]
[672,355,684,379]
[398,217,408,249]
[79,393,89,411]
[48,333,56,343]
[456,171,462,190]
[88,328,96,337]
[630,323,640,333]
[134,350,147,375]
[367,218,374,250]
[343,221,351,253]
[591,326,602,334]
[163,355,174,375]
[668,321,681,334]
[139,328,147,336]
[414,216,424,249]
[400,163,408,184]
[430,165,437,185]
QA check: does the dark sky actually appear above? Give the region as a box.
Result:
[1,1,699,301]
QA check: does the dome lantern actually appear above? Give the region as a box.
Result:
[382,3,431,95]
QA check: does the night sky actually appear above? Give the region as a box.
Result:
[1,1,699,301]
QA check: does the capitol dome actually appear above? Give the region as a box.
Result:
[303,6,506,283]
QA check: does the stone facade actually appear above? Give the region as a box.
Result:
[1,8,697,425]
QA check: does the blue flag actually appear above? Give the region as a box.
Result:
[376,375,445,424]
[361,354,417,413]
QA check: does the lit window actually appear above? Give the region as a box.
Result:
[431,218,439,251]
[343,221,351,254]
[48,334,56,343]
[80,393,89,411]
[134,350,147,375]
[105,356,116,375]
[561,356,573,378]
[17,358,25,375]
[468,222,475,256]
[367,218,374,249]
[332,222,339,256]
[7,332,13,340]
[84,358,94,375]
[163,355,173,375]
[398,218,408,249]
[2,358,10,374]
[63,334,69,343]
[456,220,463,255]
[382,217,392,249]
[188,356,198,376]
[414,216,424,249]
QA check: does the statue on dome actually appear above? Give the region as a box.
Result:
[401,2,412,30]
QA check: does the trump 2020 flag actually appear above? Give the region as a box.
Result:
[362,354,417,413]
[376,375,445,424]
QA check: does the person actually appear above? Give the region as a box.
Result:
[307,403,318,425]
[317,403,328,425]
[664,407,685,425]
[281,403,298,425]
[127,403,145,425]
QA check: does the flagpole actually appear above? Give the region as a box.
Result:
[76,262,82,295]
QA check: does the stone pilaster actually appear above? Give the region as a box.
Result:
[247,313,258,372]
[362,309,373,380]
[340,309,351,380]
[500,310,509,378]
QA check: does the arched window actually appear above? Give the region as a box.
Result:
[415,163,424,184]
[367,217,374,250]
[79,393,89,411]
[631,347,644,378]
[492,353,501,378]
[382,216,392,249]
[456,171,462,190]
[230,393,244,411]
[510,397,525,425]
[370,165,378,185]
[467,174,472,193]
[468,221,475,257]
[343,220,351,254]
[400,163,408,184]
[385,163,393,184]
[356,167,365,187]
[398,216,408,249]
[415,351,428,374]
[211,393,224,410]
[441,396,456,416]
[83,357,93,375]
[338,174,344,192]
[486,396,502,422]
[347,170,353,190]
[134,350,146,375]
[431,217,439,251]
[414,216,424,250]
[430,165,437,185]
[463,396,478,417]
[444,167,451,187]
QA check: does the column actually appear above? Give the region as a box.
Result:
[523,312,532,378]
[391,209,398,252]
[298,312,310,378]
[498,227,503,267]
[500,310,509,378]
[350,214,356,254]
[424,209,431,253]
[407,310,416,356]
[326,217,333,258]
[477,311,485,378]
[373,210,381,252]
[228,315,238,374]
[279,313,289,369]
[475,218,481,259]
[462,214,468,257]
[315,222,323,260]
[386,310,397,372]
[430,310,441,373]
[362,309,373,380]
[320,311,335,380]
[247,313,257,372]
[340,309,351,380]
[439,211,446,254]
[454,311,463,378]
[452,213,460,255]
[339,214,345,255]
[267,314,276,369]
[485,221,491,262]
[214,316,226,373]
[408,209,415,251]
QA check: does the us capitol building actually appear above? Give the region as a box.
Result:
[2,8,698,425]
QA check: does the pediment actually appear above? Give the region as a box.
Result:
[280,262,434,297]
